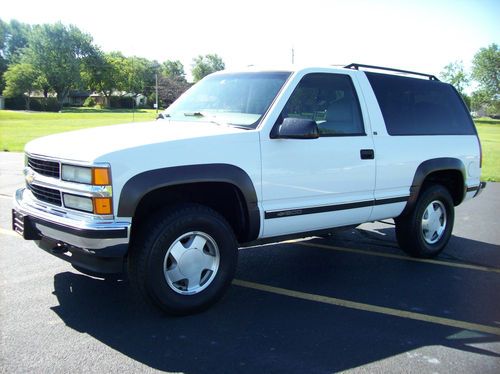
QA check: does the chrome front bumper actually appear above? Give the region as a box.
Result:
[13,188,130,253]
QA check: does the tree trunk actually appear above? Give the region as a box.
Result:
[104,93,111,108]
[25,95,31,111]
[56,88,69,111]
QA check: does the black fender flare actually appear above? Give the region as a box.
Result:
[117,164,260,242]
[400,157,466,216]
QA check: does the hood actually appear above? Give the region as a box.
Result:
[24,120,247,162]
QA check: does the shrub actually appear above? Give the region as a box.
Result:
[5,96,26,110]
[83,97,96,107]
[110,96,134,109]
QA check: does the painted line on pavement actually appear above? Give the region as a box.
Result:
[290,241,500,274]
[233,279,500,336]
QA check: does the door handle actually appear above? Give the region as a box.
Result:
[360,149,375,160]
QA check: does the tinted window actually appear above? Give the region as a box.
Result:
[165,72,291,127]
[281,73,365,136]
[366,72,475,135]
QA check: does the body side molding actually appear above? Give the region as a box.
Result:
[117,164,260,242]
[265,196,408,219]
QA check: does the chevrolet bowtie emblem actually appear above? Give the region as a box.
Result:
[24,167,36,185]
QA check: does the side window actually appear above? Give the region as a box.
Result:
[366,72,475,135]
[281,73,365,136]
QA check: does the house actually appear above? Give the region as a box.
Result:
[0,95,4,110]
[91,92,148,107]
[63,91,91,106]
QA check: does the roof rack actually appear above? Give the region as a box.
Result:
[344,63,439,81]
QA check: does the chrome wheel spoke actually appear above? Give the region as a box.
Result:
[169,241,186,263]
[186,272,205,291]
[166,266,185,283]
[189,235,207,251]
[421,200,447,245]
[163,231,220,295]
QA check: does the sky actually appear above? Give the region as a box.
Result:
[1,0,499,82]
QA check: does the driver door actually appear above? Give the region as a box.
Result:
[260,72,376,237]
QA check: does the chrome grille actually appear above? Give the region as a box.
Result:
[27,156,60,178]
[27,183,62,206]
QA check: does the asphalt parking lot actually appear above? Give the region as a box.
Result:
[1,152,499,373]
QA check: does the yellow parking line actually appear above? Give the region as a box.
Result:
[290,241,500,274]
[0,227,19,238]
[233,279,500,336]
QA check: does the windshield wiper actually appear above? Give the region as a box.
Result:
[182,111,249,129]
[184,111,205,117]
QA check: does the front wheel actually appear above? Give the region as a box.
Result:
[128,204,238,315]
[395,184,454,258]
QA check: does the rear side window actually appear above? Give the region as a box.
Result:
[366,72,475,135]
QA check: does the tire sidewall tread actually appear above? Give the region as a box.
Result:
[396,184,454,258]
[128,203,238,315]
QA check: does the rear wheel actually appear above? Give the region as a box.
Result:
[128,203,238,315]
[395,184,454,258]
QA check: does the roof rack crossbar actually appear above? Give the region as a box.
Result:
[344,63,439,81]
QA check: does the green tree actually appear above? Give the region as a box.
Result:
[3,20,31,62]
[82,51,127,107]
[471,90,490,112]
[440,60,470,96]
[0,19,7,91]
[0,19,31,91]
[162,59,186,80]
[122,56,155,95]
[191,53,225,82]
[25,22,101,109]
[472,43,500,96]
[2,62,41,109]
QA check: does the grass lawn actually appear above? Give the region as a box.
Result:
[1,110,499,181]
[475,118,500,182]
[0,108,157,152]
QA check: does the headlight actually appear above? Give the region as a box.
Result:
[62,165,111,185]
[63,194,113,215]
[63,194,94,213]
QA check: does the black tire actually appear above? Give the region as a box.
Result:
[395,184,454,258]
[128,203,238,315]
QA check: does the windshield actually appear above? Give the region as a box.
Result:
[163,71,291,128]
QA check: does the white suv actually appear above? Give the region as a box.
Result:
[13,63,485,314]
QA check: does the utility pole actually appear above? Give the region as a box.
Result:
[155,73,159,114]
[291,48,295,65]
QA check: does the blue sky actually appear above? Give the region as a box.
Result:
[2,0,499,81]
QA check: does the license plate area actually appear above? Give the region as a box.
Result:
[12,209,41,240]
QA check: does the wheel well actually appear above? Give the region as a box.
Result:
[132,182,249,242]
[421,169,465,205]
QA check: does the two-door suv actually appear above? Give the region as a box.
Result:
[13,64,485,314]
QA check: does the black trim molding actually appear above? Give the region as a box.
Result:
[118,164,261,242]
[31,215,128,239]
[400,158,466,217]
[265,196,408,219]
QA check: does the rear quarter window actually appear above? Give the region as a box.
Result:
[366,72,475,135]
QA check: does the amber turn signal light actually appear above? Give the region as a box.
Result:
[92,168,111,185]
[94,197,113,215]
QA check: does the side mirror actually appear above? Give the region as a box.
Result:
[276,118,319,139]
